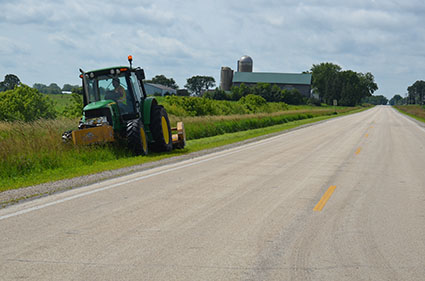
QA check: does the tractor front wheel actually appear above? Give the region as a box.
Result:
[126,119,148,155]
[150,105,173,152]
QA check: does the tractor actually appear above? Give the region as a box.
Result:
[63,56,185,155]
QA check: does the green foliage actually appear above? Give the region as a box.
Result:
[185,75,216,96]
[162,96,246,116]
[62,93,84,118]
[389,94,404,105]
[282,89,306,105]
[145,74,179,89]
[407,80,425,105]
[33,82,62,94]
[0,85,56,121]
[161,95,288,117]
[203,88,232,100]
[176,89,190,96]
[230,83,251,101]
[180,107,358,140]
[362,95,388,105]
[310,62,342,104]
[0,106,364,191]
[238,94,267,113]
[62,84,80,92]
[311,62,377,106]
[229,83,305,104]
[0,74,20,91]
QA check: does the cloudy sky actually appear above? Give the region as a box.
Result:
[1,0,424,98]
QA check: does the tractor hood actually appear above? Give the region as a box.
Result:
[83,100,115,111]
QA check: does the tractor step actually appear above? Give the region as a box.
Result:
[171,122,186,149]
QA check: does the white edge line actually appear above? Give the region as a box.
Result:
[0,132,285,221]
[1,109,369,221]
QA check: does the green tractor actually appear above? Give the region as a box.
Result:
[63,56,185,155]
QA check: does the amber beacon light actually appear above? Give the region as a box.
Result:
[128,55,133,68]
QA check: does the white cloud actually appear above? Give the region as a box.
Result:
[0,0,424,97]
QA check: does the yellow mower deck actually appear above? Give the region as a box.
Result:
[72,125,115,145]
[171,121,186,149]
[71,122,186,149]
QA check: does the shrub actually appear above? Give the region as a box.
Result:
[282,89,306,105]
[238,94,267,113]
[0,85,56,121]
[203,89,231,100]
[62,93,83,118]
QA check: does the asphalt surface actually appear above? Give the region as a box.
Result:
[1,106,425,280]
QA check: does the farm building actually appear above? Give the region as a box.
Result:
[144,83,176,96]
[220,55,312,97]
[232,72,312,97]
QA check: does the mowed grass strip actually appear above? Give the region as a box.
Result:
[0,107,365,192]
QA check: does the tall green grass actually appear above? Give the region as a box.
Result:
[0,106,362,191]
[0,119,133,189]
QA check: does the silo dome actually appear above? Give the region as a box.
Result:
[237,55,253,72]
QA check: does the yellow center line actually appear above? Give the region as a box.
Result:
[314,185,337,211]
[355,147,362,155]
[365,133,368,138]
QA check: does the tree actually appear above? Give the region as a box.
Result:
[33,83,48,93]
[389,94,403,105]
[230,83,251,101]
[185,76,215,96]
[0,74,20,91]
[362,95,388,105]
[62,93,83,118]
[0,85,56,121]
[358,72,378,96]
[48,83,62,94]
[311,63,342,104]
[62,84,79,92]
[407,80,425,105]
[146,75,178,89]
[282,89,305,105]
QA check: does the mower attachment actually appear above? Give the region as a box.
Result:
[72,125,114,145]
[171,122,186,149]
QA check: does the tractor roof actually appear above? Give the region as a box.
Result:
[83,66,132,77]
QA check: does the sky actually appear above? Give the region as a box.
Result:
[1,0,424,99]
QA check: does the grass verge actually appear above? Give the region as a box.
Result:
[0,107,367,192]
[393,105,425,123]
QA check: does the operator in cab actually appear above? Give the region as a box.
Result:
[112,78,126,104]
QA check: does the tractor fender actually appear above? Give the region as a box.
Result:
[142,97,157,125]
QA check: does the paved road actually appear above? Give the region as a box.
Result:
[1,106,425,280]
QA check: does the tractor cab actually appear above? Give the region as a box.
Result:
[81,66,147,121]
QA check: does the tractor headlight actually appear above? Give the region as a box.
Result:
[85,116,108,126]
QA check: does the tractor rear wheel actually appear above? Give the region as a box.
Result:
[150,104,172,152]
[126,119,148,155]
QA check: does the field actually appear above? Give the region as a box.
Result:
[394,105,425,122]
[44,93,74,114]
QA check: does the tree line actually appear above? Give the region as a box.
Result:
[310,63,378,106]
[388,80,425,106]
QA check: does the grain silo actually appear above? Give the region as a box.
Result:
[220,67,233,91]
[237,55,253,72]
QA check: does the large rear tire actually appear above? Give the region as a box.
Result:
[150,105,173,152]
[126,119,148,156]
